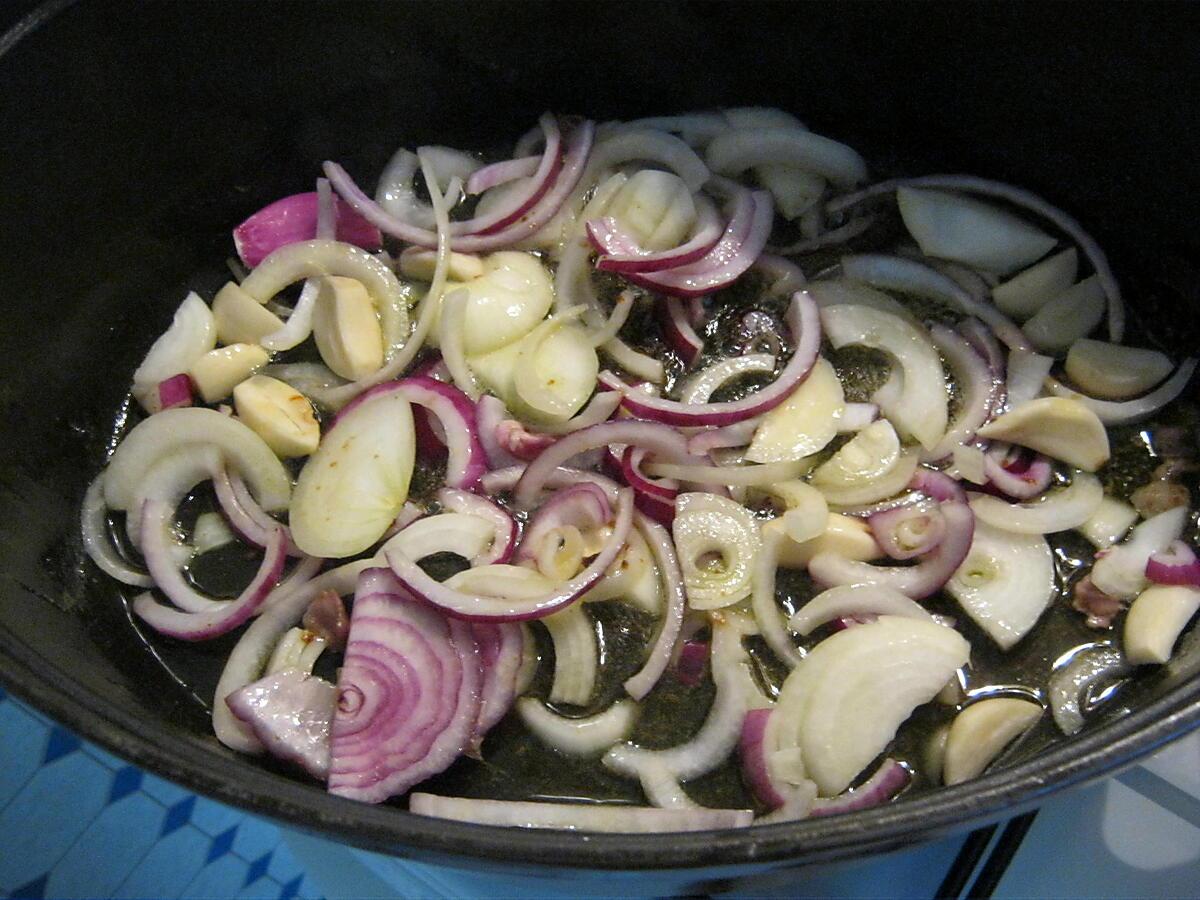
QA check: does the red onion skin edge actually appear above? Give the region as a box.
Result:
[212,467,303,557]
[675,640,709,686]
[514,420,706,509]
[233,191,382,268]
[598,289,820,427]
[810,760,911,817]
[156,374,194,411]
[468,621,525,750]
[133,525,288,641]
[587,197,723,274]
[334,376,486,491]
[868,503,947,561]
[658,298,705,366]
[623,513,687,700]
[386,489,634,622]
[740,708,788,810]
[466,154,541,196]
[1146,541,1200,587]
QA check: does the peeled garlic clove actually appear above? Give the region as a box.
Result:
[1124,584,1200,665]
[977,397,1110,471]
[1078,496,1139,550]
[991,247,1078,320]
[312,275,384,380]
[943,697,1042,785]
[768,513,882,569]
[233,375,320,458]
[398,246,485,282]
[1064,339,1175,401]
[1022,275,1106,354]
[188,343,270,403]
[212,281,285,345]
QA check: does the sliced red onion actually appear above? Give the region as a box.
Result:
[469,621,525,749]
[623,514,687,701]
[623,183,773,298]
[679,353,776,405]
[842,253,1031,351]
[324,119,594,253]
[328,569,480,802]
[337,377,486,490]
[687,419,762,454]
[588,195,723,274]
[810,759,911,816]
[408,793,751,831]
[134,521,287,641]
[516,483,612,563]
[495,419,557,462]
[740,708,789,810]
[675,640,709,687]
[1046,358,1197,426]
[212,467,303,558]
[620,446,679,501]
[982,444,1054,500]
[958,318,1007,389]
[475,395,521,469]
[599,290,820,427]
[481,464,621,503]
[435,488,519,565]
[809,501,975,599]
[788,584,936,635]
[869,501,947,560]
[1147,541,1200,588]
[233,191,382,268]
[828,175,1125,342]
[81,474,153,588]
[514,420,704,509]
[302,589,350,651]
[455,115,561,234]
[212,560,368,753]
[911,467,967,504]
[925,324,1001,461]
[155,374,193,412]
[387,490,633,622]
[466,154,540,195]
[606,618,757,783]
[226,668,335,779]
[659,296,705,366]
[535,391,622,435]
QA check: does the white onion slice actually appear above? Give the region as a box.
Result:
[751,528,803,668]
[947,521,1056,650]
[104,407,291,513]
[81,474,153,587]
[408,794,751,832]
[1091,506,1190,600]
[1049,643,1130,735]
[788,584,935,635]
[841,253,1030,352]
[745,357,844,463]
[517,698,638,756]
[542,603,598,706]
[969,471,1102,535]
[289,387,415,558]
[1046,358,1198,425]
[674,492,761,610]
[820,304,947,450]
[706,127,867,188]
[679,354,776,405]
[1006,350,1054,408]
[622,514,685,700]
[132,292,216,402]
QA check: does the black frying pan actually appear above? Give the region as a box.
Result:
[1,0,1199,883]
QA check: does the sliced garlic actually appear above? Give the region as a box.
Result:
[991,247,1078,320]
[752,480,828,544]
[233,375,320,458]
[312,275,384,381]
[398,246,485,283]
[212,281,285,345]
[943,697,1042,785]
[976,397,1110,471]
[188,343,270,403]
[1078,496,1139,550]
[1022,275,1106,354]
[1124,584,1200,665]
[1064,339,1175,401]
[767,513,882,569]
